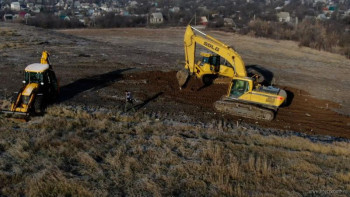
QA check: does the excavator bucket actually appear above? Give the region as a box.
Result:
[176,69,190,88]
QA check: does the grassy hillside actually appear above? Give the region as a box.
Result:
[1,105,349,196]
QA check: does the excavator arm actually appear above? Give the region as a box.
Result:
[184,25,247,78]
[40,51,51,65]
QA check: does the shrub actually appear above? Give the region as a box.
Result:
[94,13,147,28]
[26,14,84,29]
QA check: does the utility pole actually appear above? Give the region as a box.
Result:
[195,12,196,26]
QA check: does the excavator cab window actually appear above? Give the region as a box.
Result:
[230,80,249,98]
[201,55,220,72]
[211,55,220,72]
[202,56,210,64]
[211,56,220,67]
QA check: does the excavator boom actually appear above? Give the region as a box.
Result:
[183,25,247,78]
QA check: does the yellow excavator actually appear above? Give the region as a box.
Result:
[177,26,287,121]
[2,51,59,117]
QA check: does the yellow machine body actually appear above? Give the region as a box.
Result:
[2,51,59,118]
[10,83,39,113]
[180,25,287,120]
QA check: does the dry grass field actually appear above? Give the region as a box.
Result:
[1,105,350,196]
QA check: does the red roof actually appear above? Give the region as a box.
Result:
[19,11,26,18]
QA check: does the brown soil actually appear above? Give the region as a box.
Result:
[1,23,349,139]
[122,71,350,138]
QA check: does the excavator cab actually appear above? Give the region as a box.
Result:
[230,79,250,98]
[199,52,220,72]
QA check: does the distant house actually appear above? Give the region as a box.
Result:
[101,4,113,12]
[87,9,94,16]
[3,14,13,21]
[18,11,26,18]
[20,4,27,10]
[129,1,138,8]
[169,6,180,13]
[59,15,70,21]
[31,7,40,13]
[92,3,99,8]
[200,16,208,26]
[224,18,234,27]
[55,0,64,8]
[11,2,20,11]
[74,1,80,9]
[150,12,163,24]
[81,3,90,9]
[121,10,130,16]
[275,6,283,12]
[3,4,11,10]
[198,6,208,12]
[317,13,328,20]
[277,12,291,22]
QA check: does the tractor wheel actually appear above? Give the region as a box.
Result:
[246,67,265,83]
[34,96,44,115]
[202,75,214,86]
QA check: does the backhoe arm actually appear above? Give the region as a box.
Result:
[40,51,51,65]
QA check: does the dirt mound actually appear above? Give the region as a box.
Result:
[123,71,350,138]
[124,71,228,108]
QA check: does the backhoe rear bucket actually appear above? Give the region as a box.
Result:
[176,69,190,88]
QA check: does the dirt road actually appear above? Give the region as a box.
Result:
[0,23,349,138]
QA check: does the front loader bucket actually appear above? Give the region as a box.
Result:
[1,110,29,121]
[176,69,190,88]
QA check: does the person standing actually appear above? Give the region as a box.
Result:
[124,90,135,112]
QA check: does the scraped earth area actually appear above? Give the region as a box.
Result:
[0,23,349,138]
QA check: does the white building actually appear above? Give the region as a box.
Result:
[81,3,90,9]
[277,12,291,22]
[3,14,13,21]
[11,2,20,11]
[150,12,164,24]
[101,4,113,12]
[169,6,180,13]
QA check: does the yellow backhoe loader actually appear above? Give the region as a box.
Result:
[177,26,287,121]
[1,51,59,118]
